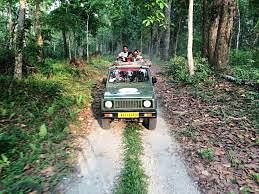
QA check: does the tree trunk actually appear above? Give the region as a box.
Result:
[201,0,208,57]
[253,33,258,46]
[149,26,153,57]
[74,32,77,58]
[187,0,195,75]
[86,14,89,62]
[7,0,13,49]
[214,0,236,70]
[162,0,172,60]
[172,17,182,58]
[155,24,161,58]
[68,33,71,60]
[36,0,43,63]
[208,0,236,70]
[62,30,69,58]
[14,0,26,80]
[140,30,143,52]
[208,0,220,65]
[236,0,240,50]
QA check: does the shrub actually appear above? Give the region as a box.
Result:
[0,48,14,75]
[167,56,212,84]
[230,50,259,81]
[197,148,215,161]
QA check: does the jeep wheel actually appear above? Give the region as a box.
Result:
[143,118,157,130]
[148,118,157,130]
[101,119,111,129]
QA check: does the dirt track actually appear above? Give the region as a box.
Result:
[63,66,200,194]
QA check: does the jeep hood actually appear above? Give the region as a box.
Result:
[104,84,154,99]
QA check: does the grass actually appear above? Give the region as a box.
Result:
[180,127,198,141]
[230,50,259,81]
[0,57,110,193]
[115,123,148,194]
[197,148,215,162]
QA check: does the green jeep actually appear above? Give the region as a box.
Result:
[101,63,157,130]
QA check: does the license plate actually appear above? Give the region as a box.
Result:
[118,112,139,118]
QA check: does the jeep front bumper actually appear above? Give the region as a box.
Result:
[101,111,157,119]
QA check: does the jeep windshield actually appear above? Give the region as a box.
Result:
[108,68,149,83]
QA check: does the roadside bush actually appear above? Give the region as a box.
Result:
[23,38,38,67]
[0,58,110,193]
[0,48,14,75]
[230,50,259,81]
[167,56,212,84]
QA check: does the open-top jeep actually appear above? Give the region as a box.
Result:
[101,62,157,130]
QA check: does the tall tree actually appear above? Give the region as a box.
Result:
[155,24,161,57]
[172,16,182,58]
[162,0,172,60]
[62,30,69,58]
[201,0,208,57]
[14,0,26,80]
[187,0,194,75]
[236,0,241,50]
[36,0,43,62]
[208,0,236,70]
[7,0,13,49]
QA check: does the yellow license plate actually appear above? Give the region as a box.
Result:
[118,112,139,118]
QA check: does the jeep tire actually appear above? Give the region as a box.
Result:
[148,118,157,130]
[144,118,157,130]
[101,119,111,129]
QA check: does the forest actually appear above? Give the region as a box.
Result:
[0,0,258,193]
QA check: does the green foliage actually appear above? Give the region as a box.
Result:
[0,58,108,193]
[230,50,259,81]
[197,148,215,161]
[116,123,148,194]
[0,48,14,75]
[0,154,10,172]
[240,186,253,194]
[250,173,259,183]
[180,127,198,141]
[39,124,48,139]
[143,0,167,27]
[167,56,213,84]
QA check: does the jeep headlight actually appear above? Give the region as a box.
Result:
[105,101,113,109]
[143,100,152,108]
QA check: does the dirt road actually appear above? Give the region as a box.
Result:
[64,120,123,194]
[63,66,200,194]
[64,113,200,193]
[142,111,200,194]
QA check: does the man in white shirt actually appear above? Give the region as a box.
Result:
[117,45,129,62]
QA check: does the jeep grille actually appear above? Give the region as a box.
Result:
[114,99,143,109]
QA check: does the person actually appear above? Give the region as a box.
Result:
[117,45,129,62]
[133,49,144,61]
[127,52,134,62]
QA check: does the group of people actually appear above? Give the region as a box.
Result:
[117,46,144,62]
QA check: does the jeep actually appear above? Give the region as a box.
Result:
[101,63,157,130]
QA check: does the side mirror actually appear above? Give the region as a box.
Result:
[102,78,107,84]
[152,77,157,84]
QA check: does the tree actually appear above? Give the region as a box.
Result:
[172,16,182,58]
[201,0,208,57]
[162,0,172,60]
[208,0,236,70]
[36,0,43,62]
[14,0,26,80]
[7,0,13,49]
[187,0,194,75]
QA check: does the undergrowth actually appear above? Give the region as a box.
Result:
[230,50,259,81]
[0,57,110,193]
[166,56,213,85]
[116,123,148,194]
